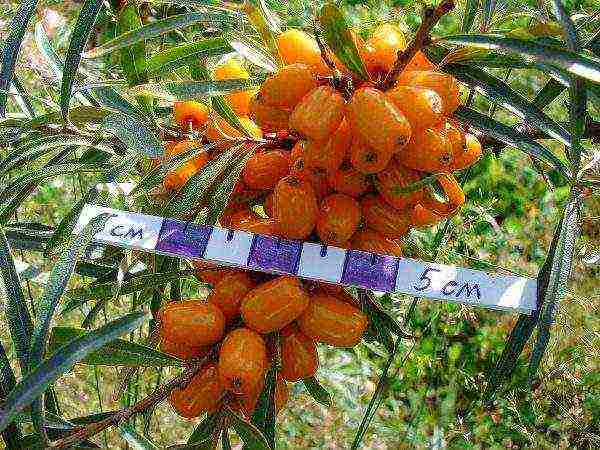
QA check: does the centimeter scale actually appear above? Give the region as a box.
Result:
[74,204,537,314]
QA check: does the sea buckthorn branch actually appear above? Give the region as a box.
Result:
[381,0,456,90]
[51,360,206,449]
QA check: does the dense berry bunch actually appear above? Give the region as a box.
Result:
[158,24,482,419]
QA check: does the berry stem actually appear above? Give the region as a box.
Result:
[380,0,456,90]
[50,358,208,449]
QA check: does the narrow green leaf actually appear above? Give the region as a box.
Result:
[34,22,97,107]
[453,106,571,179]
[119,425,159,449]
[28,213,110,375]
[102,112,162,158]
[0,0,39,116]
[319,4,369,79]
[244,1,283,67]
[164,147,241,219]
[0,163,112,199]
[482,0,497,31]
[0,135,114,176]
[11,76,36,118]
[128,79,261,102]
[486,314,537,397]
[0,331,22,446]
[206,148,255,225]
[0,227,33,372]
[145,38,232,77]
[250,368,276,448]
[0,148,73,224]
[131,143,214,197]
[532,78,565,108]
[187,412,220,444]
[61,0,105,121]
[44,189,107,257]
[302,377,331,407]
[229,409,271,450]
[0,312,147,433]
[84,12,237,59]
[190,63,253,138]
[229,35,278,73]
[528,194,581,380]
[351,344,398,449]
[62,270,197,314]
[117,3,148,87]
[441,34,600,83]
[462,0,480,33]
[445,64,571,146]
[550,0,579,51]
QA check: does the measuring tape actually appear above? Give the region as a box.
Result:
[74,204,537,314]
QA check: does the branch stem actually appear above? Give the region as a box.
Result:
[380,0,455,90]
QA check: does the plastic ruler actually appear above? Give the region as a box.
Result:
[74,204,537,314]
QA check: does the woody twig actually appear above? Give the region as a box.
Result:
[380,0,456,90]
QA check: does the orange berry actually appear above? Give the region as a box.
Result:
[396,70,460,115]
[289,86,345,142]
[237,218,280,236]
[363,24,407,75]
[290,141,305,163]
[228,208,260,230]
[158,300,225,348]
[303,119,351,174]
[280,322,319,381]
[350,138,393,174]
[205,115,262,148]
[361,195,411,238]
[328,161,371,197]
[241,276,310,333]
[290,158,333,201]
[347,87,412,155]
[350,229,403,257]
[276,29,329,76]
[208,272,256,322]
[243,150,290,190]
[259,64,318,109]
[219,328,267,395]
[169,364,223,418]
[397,127,454,172]
[404,51,435,71]
[316,194,361,245]
[173,101,209,130]
[214,56,254,116]
[249,94,291,133]
[159,337,208,361]
[386,86,444,133]
[297,295,368,347]
[193,261,235,286]
[421,174,465,217]
[273,175,319,239]
[263,192,274,217]
[410,203,442,228]
[162,140,209,191]
[444,122,482,170]
[376,162,425,211]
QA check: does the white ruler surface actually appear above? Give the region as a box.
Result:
[74,204,537,314]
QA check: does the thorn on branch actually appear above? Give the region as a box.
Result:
[380,0,456,90]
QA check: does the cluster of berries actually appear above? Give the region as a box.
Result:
[157,24,483,420]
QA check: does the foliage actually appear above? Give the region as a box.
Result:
[0,0,598,448]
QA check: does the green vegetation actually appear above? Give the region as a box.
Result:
[0,0,598,448]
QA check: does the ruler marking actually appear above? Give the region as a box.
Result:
[74,205,537,314]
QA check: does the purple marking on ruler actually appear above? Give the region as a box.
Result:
[155,219,212,258]
[247,234,302,274]
[341,250,399,291]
